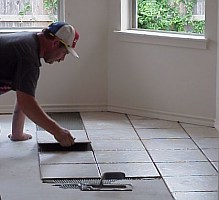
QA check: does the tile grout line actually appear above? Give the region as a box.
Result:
[79,113,102,177]
[178,123,218,172]
[125,114,176,200]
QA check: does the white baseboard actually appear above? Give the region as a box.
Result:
[108,105,215,127]
[0,104,108,114]
[0,104,215,127]
[40,104,108,112]
[214,120,219,131]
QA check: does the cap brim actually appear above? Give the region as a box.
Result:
[67,47,79,58]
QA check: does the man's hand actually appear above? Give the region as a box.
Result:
[53,128,75,147]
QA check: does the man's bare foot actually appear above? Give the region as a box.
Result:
[8,133,32,141]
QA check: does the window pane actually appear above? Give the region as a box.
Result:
[137,0,205,34]
[0,0,58,28]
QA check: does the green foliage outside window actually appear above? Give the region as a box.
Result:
[138,0,205,34]
[43,0,58,21]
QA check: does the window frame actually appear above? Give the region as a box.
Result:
[0,0,65,33]
[115,0,207,50]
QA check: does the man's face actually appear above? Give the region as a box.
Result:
[43,41,69,64]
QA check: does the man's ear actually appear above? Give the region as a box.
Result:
[53,38,60,47]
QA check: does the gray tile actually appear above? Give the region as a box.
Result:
[164,176,218,192]
[173,192,218,200]
[86,129,139,140]
[180,123,212,128]
[40,163,100,179]
[81,112,128,120]
[37,112,84,130]
[142,139,198,150]
[81,111,133,130]
[94,151,152,163]
[202,149,218,162]
[36,130,89,143]
[149,149,208,162]
[136,128,189,139]
[193,138,219,149]
[212,162,218,170]
[128,115,153,120]
[183,127,219,138]
[83,120,133,129]
[130,119,181,129]
[99,163,159,178]
[91,139,146,151]
[39,151,95,164]
[156,162,217,177]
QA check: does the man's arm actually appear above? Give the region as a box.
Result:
[8,101,32,141]
[16,90,75,147]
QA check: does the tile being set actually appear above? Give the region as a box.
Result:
[36,130,89,143]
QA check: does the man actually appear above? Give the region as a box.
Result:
[0,21,79,147]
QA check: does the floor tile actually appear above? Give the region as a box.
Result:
[130,119,181,129]
[156,162,217,177]
[98,163,159,178]
[193,138,219,149]
[183,127,219,138]
[39,151,95,164]
[83,120,133,129]
[37,112,84,130]
[36,130,89,143]
[148,149,208,162]
[201,149,218,162]
[142,139,198,150]
[180,123,213,128]
[94,150,152,163]
[91,139,146,151]
[212,162,218,170]
[136,128,189,139]
[164,176,218,192]
[173,192,218,200]
[86,129,139,140]
[40,163,100,179]
[80,111,128,120]
[127,115,153,120]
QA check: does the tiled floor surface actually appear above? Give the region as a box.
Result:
[0,112,218,200]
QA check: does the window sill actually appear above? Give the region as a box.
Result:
[114,30,208,49]
[0,28,42,34]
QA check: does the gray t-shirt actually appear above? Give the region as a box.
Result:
[0,32,41,96]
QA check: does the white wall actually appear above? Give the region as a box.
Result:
[108,0,218,126]
[0,0,109,113]
[0,0,218,128]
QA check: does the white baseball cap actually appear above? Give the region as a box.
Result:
[47,22,79,58]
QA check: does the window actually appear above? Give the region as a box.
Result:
[132,0,205,35]
[0,0,64,29]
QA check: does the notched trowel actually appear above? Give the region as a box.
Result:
[78,172,133,191]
